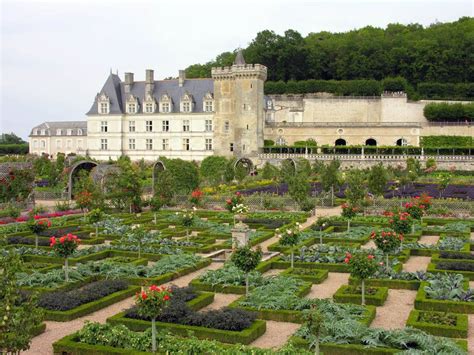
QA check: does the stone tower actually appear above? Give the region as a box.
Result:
[211,51,267,158]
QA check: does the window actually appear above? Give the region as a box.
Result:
[162,120,169,132]
[146,120,153,132]
[224,121,229,132]
[182,102,191,112]
[243,144,246,152]
[229,143,234,152]
[129,121,135,132]
[129,138,136,150]
[41,129,46,135]
[101,121,108,133]
[56,129,62,135]
[33,129,38,135]
[182,138,190,151]
[204,101,213,112]
[100,139,108,150]
[162,102,170,113]
[77,140,83,149]
[33,140,38,149]
[205,120,213,132]
[183,120,190,132]
[67,129,72,136]
[100,102,109,114]
[146,138,153,150]
[56,140,61,149]
[145,103,154,113]
[66,140,72,149]
[127,103,137,114]
[77,129,83,136]
[205,138,212,151]
[162,139,169,150]
[40,140,46,148]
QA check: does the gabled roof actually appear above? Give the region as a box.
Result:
[30,121,87,136]
[87,73,214,115]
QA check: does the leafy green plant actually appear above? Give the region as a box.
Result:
[344,251,379,305]
[424,274,474,302]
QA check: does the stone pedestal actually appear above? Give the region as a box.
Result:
[231,222,250,248]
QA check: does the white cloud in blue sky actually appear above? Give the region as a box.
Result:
[1,0,472,138]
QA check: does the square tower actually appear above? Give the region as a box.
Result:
[211,51,267,158]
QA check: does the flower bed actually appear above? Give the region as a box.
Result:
[406,310,468,338]
[107,288,265,345]
[333,285,389,306]
[39,280,140,321]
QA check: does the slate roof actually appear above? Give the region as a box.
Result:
[30,121,87,136]
[87,73,214,115]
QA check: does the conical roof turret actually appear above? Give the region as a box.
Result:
[233,49,246,65]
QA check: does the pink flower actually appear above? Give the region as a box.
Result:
[367,255,375,260]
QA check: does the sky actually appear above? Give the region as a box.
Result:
[1,0,472,140]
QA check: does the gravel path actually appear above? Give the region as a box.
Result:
[418,235,439,245]
[468,315,474,355]
[249,320,301,349]
[25,261,222,355]
[305,272,349,299]
[257,236,279,252]
[261,269,283,277]
[200,293,240,311]
[370,289,417,329]
[402,256,431,272]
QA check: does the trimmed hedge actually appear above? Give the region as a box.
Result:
[279,268,328,284]
[333,285,389,306]
[107,313,266,345]
[423,102,474,122]
[414,281,474,314]
[426,262,474,281]
[0,143,29,155]
[406,310,468,338]
[42,286,140,322]
[348,276,420,290]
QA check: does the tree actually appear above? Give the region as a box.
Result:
[160,158,199,194]
[0,253,44,353]
[200,156,229,186]
[73,170,103,213]
[49,233,81,282]
[0,167,34,203]
[88,208,104,237]
[344,251,378,306]
[0,133,26,144]
[437,172,452,198]
[370,228,403,269]
[367,163,388,196]
[277,223,300,268]
[135,285,172,352]
[344,169,367,207]
[288,172,313,211]
[123,225,149,258]
[303,306,325,355]
[320,160,341,205]
[154,170,175,206]
[106,158,142,212]
[27,217,51,249]
[261,162,278,180]
[231,246,262,296]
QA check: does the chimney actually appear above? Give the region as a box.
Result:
[145,69,154,95]
[124,72,134,93]
[146,69,154,83]
[179,70,186,87]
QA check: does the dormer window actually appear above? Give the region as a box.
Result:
[126,95,138,114]
[33,129,38,135]
[143,94,156,114]
[180,92,194,113]
[98,93,110,114]
[77,129,83,136]
[159,93,173,113]
[203,92,214,112]
[41,129,46,135]
[67,129,72,136]
[56,129,62,135]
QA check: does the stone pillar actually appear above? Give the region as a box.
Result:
[231,223,250,249]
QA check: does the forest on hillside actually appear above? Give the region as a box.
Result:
[185,17,473,91]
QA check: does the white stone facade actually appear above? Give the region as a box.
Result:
[29,122,87,157]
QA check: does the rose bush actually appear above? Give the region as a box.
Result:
[135,285,172,352]
[50,233,80,282]
[370,228,403,268]
[344,251,379,305]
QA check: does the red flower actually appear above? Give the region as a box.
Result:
[150,285,159,291]
[226,199,232,204]
[141,292,148,300]
[344,257,350,264]
[50,237,56,247]
[34,215,40,220]
[367,255,374,260]
[236,192,241,196]
[59,236,66,244]
[163,295,170,301]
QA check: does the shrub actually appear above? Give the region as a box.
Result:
[423,102,474,122]
[439,252,474,260]
[436,262,474,272]
[38,280,128,311]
